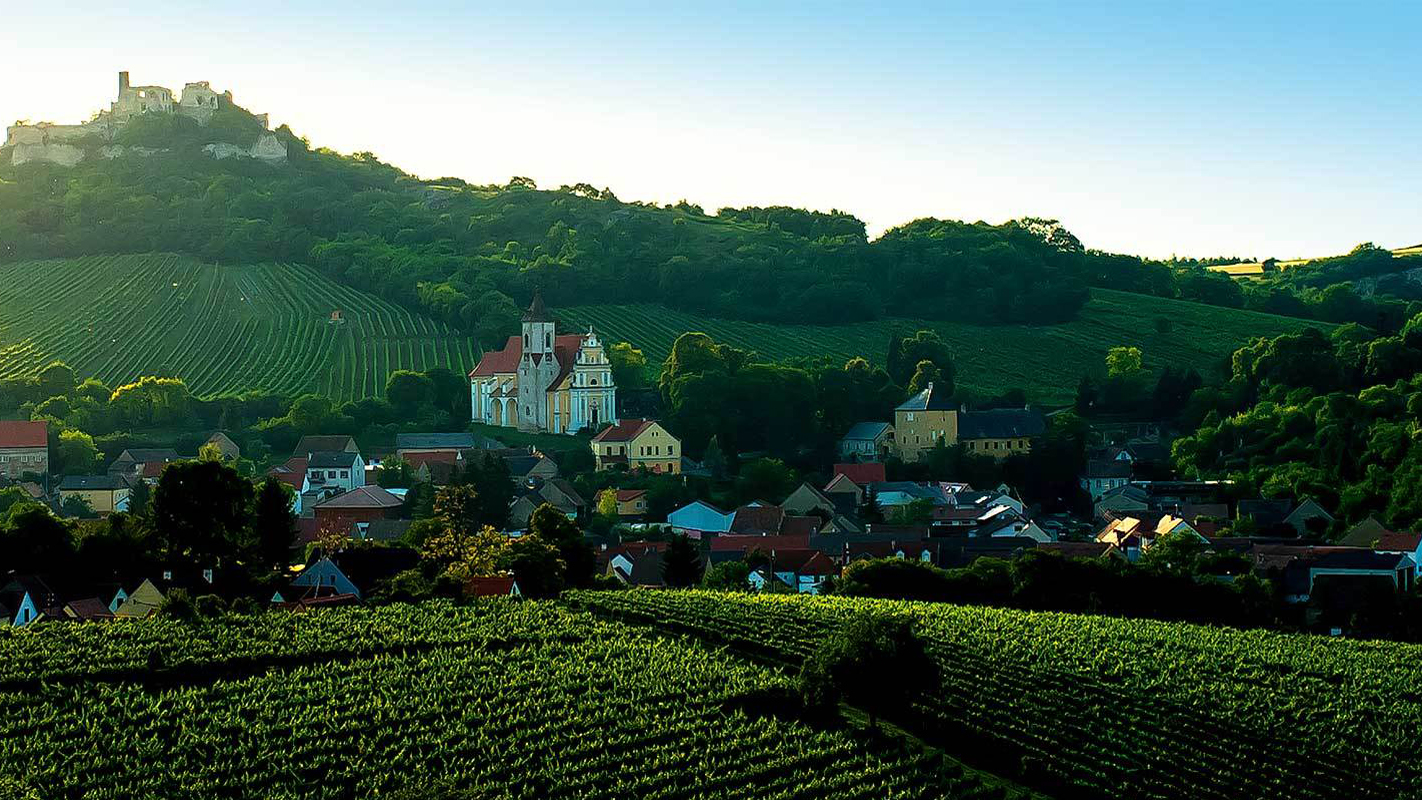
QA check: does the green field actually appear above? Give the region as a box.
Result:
[572,590,1420,800]
[562,289,1327,405]
[0,254,481,401]
[0,601,1012,799]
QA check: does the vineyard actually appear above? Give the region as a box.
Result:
[0,601,1013,800]
[0,254,481,401]
[569,590,1422,800]
[561,289,1325,404]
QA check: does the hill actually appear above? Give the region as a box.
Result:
[0,600,1018,799]
[562,288,1330,405]
[0,254,480,401]
[572,590,1422,800]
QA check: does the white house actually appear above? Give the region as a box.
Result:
[1376,531,1422,577]
[305,451,366,498]
[668,500,733,537]
[838,422,894,462]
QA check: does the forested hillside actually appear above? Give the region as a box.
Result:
[5,103,1411,349]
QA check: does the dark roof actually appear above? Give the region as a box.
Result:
[307,450,359,469]
[896,383,955,412]
[1125,439,1169,462]
[1377,531,1422,552]
[0,420,47,448]
[396,433,478,450]
[522,289,552,322]
[832,463,887,486]
[957,408,1046,440]
[314,486,403,509]
[293,436,355,456]
[1238,499,1294,526]
[710,534,811,552]
[358,519,414,542]
[505,454,555,477]
[466,575,519,596]
[781,515,823,538]
[731,505,786,535]
[1084,459,1132,479]
[841,422,891,441]
[115,448,179,463]
[64,597,114,620]
[60,474,128,491]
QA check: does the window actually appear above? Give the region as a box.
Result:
[524,333,529,348]
[339,470,348,478]
[545,332,551,348]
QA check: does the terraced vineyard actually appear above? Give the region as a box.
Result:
[570,590,1421,800]
[561,289,1326,404]
[0,254,480,401]
[0,601,1012,800]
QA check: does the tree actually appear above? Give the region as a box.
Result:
[702,560,752,591]
[1106,346,1144,377]
[386,370,435,410]
[0,503,76,574]
[152,460,254,566]
[595,489,619,518]
[422,522,508,582]
[701,434,727,479]
[60,494,97,519]
[736,458,796,503]
[907,360,942,396]
[661,533,703,587]
[496,534,564,598]
[608,342,648,390]
[798,613,939,728]
[54,428,101,475]
[434,484,483,540]
[423,367,467,416]
[252,477,296,570]
[126,479,152,518]
[529,503,595,587]
[36,361,76,399]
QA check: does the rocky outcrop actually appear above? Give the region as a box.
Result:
[11,143,85,167]
[202,132,287,164]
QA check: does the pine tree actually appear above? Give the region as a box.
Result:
[252,477,296,570]
[702,435,726,479]
[661,533,704,588]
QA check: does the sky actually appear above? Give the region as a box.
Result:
[3,1,1419,259]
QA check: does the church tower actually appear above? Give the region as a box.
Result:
[517,290,558,432]
[571,327,615,433]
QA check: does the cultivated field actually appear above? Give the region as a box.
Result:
[0,254,481,401]
[0,601,1010,799]
[562,289,1326,405]
[572,590,1422,800]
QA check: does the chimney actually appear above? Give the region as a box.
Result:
[119,71,130,93]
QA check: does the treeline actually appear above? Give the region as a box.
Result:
[1171,314,1422,530]
[9,105,1413,344]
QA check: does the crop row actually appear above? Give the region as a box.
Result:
[0,255,482,401]
[568,589,1422,800]
[0,602,999,800]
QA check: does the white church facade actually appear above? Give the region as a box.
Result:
[468,292,616,435]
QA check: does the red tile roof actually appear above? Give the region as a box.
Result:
[1378,531,1422,552]
[469,334,584,378]
[833,462,886,486]
[615,489,648,502]
[406,451,459,468]
[0,420,47,449]
[268,457,308,491]
[730,505,786,535]
[710,534,811,552]
[798,551,838,577]
[781,515,823,538]
[593,419,656,443]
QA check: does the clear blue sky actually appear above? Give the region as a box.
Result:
[3,1,1419,258]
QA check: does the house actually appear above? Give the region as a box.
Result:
[113,578,168,618]
[281,556,362,600]
[59,474,132,515]
[311,485,403,538]
[838,422,894,462]
[61,597,114,621]
[204,432,241,461]
[466,575,521,597]
[1339,517,1393,548]
[405,451,462,485]
[354,519,414,543]
[0,575,57,627]
[893,383,1044,461]
[304,451,366,496]
[509,477,587,529]
[1237,499,1295,529]
[395,433,482,460]
[781,482,837,518]
[1251,545,1415,603]
[1095,513,1203,561]
[0,420,48,479]
[1375,531,1422,576]
[1037,541,1122,560]
[1284,498,1334,537]
[504,452,561,485]
[1094,483,1149,520]
[292,435,358,456]
[108,448,180,480]
[607,546,667,587]
[607,489,650,518]
[1080,459,1132,501]
[834,462,887,487]
[591,419,681,474]
[745,550,838,594]
[971,506,1052,543]
[731,505,786,536]
[667,500,734,537]
[469,292,617,434]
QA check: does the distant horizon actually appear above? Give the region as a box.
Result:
[4,2,1419,260]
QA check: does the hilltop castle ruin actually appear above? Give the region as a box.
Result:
[3,71,285,167]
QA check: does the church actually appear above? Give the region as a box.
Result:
[468,292,616,434]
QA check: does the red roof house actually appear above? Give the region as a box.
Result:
[833,462,886,486]
[0,420,49,478]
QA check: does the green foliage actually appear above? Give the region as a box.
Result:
[798,612,938,727]
[606,342,648,390]
[152,459,254,566]
[661,533,704,588]
[252,477,296,570]
[1105,345,1143,377]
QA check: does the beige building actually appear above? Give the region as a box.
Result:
[894,384,1045,462]
[591,419,681,474]
[59,475,131,515]
[0,420,48,479]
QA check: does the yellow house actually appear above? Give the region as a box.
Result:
[591,419,681,474]
[894,383,1045,462]
[58,474,132,515]
[114,578,165,618]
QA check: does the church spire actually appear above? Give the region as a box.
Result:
[522,289,552,323]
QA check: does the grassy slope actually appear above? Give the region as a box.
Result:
[0,254,481,401]
[562,288,1328,405]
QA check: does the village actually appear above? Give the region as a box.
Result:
[2,293,1415,634]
